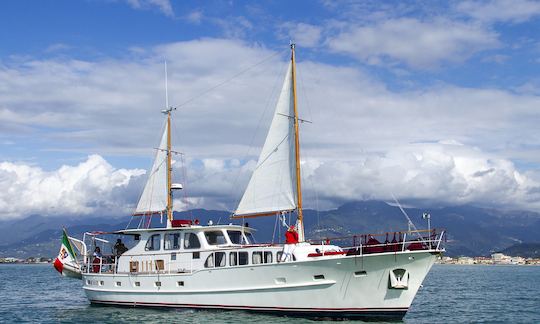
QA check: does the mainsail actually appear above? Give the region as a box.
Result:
[234,62,297,216]
[134,122,169,215]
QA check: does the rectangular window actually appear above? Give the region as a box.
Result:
[252,252,263,264]
[204,231,227,245]
[229,252,238,266]
[164,232,181,250]
[264,251,273,264]
[184,233,201,249]
[145,234,161,251]
[277,251,283,262]
[192,252,200,259]
[215,252,226,267]
[238,252,248,265]
[177,281,184,287]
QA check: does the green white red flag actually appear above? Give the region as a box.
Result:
[53,229,77,274]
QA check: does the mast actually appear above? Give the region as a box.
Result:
[290,43,305,242]
[166,109,173,228]
[165,61,173,228]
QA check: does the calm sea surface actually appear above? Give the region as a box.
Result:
[0,264,538,323]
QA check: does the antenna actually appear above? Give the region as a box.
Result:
[165,60,169,109]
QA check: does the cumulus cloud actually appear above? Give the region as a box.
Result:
[1,38,540,218]
[304,142,540,210]
[0,155,145,220]
[326,18,499,68]
[168,142,540,213]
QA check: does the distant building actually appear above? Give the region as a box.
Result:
[491,253,511,264]
[457,257,474,264]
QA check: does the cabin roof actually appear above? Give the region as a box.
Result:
[114,224,255,235]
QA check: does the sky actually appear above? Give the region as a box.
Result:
[1,0,540,220]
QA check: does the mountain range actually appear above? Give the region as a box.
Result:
[1,200,539,258]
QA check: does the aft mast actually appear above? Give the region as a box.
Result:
[290,43,305,242]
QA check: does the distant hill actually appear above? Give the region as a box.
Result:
[1,201,539,258]
[501,243,540,258]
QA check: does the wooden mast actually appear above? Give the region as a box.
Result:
[166,110,173,228]
[290,43,305,242]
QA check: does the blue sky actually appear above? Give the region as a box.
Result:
[1,0,540,219]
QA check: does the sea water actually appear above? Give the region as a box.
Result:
[0,264,538,323]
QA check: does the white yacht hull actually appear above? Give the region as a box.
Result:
[83,250,437,320]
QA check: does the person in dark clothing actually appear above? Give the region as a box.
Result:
[114,239,128,256]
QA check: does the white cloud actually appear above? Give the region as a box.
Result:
[0,155,145,220]
[457,0,540,23]
[125,0,174,17]
[186,10,203,24]
[1,38,540,217]
[327,18,499,68]
[280,22,322,48]
[302,142,540,211]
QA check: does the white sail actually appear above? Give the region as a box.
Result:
[235,62,297,216]
[134,122,168,215]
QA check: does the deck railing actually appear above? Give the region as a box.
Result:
[83,229,444,275]
[308,228,445,256]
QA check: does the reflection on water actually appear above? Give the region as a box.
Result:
[0,264,538,323]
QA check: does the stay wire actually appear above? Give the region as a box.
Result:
[174,49,287,109]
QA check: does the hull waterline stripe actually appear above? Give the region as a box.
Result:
[90,299,408,313]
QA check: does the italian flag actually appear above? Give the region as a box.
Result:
[53,229,77,274]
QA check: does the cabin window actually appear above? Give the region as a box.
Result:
[164,232,181,250]
[252,252,263,264]
[184,233,201,249]
[277,252,283,261]
[204,252,226,268]
[245,232,255,244]
[204,231,227,245]
[230,252,237,266]
[227,231,243,244]
[264,251,273,264]
[239,252,248,265]
[215,252,226,267]
[145,234,161,251]
[204,254,214,268]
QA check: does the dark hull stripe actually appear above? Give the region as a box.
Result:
[90,300,407,320]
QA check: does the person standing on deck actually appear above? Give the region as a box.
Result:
[281,225,299,262]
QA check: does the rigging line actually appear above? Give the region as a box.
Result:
[179,153,193,220]
[229,59,288,213]
[133,119,167,214]
[174,49,286,109]
[297,54,316,126]
[252,134,289,170]
[391,194,424,241]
